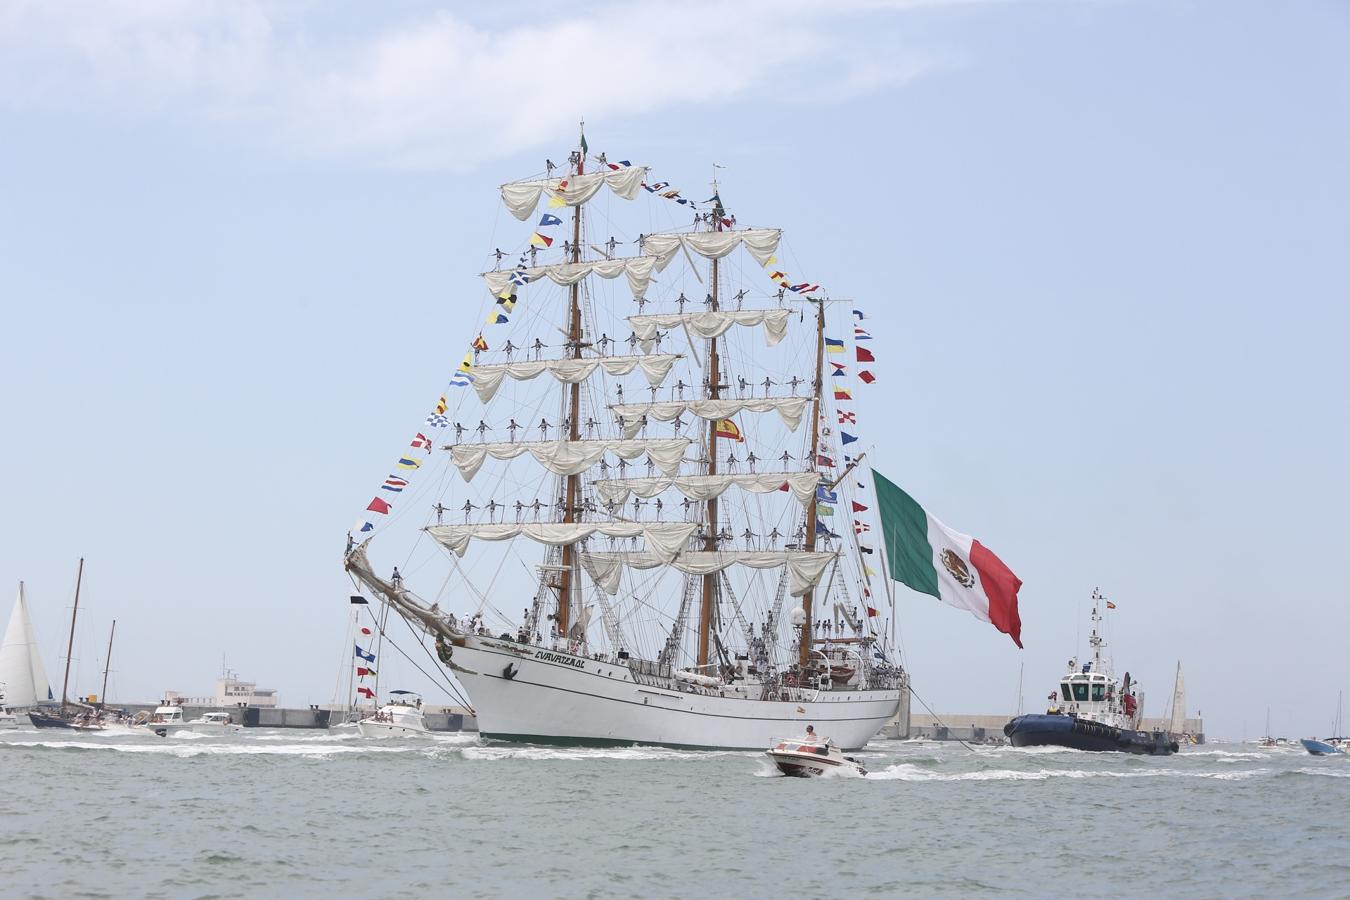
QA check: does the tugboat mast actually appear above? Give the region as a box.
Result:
[1089,587,1106,672]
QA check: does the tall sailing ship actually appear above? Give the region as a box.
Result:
[345,132,907,750]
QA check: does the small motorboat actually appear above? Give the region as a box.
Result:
[766,734,867,777]
[356,691,430,738]
[184,711,243,735]
[1300,738,1346,756]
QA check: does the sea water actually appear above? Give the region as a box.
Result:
[2,730,1346,897]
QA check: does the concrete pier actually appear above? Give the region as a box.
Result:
[107,703,478,732]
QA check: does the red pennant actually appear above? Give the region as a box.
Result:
[852,501,869,512]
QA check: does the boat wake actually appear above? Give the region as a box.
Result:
[865,763,1271,782]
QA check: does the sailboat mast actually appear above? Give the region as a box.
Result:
[798,300,826,670]
[60,557,83,714]
[695,206,723,670]
[98,619,116,709]
[556,131,586,643]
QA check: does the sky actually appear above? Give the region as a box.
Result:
[1,0,1346,740]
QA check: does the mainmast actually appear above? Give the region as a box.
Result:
[556,128,586,643]
[798,301,826,671]
[60,556,83,715]
[695,185,724,671]
[98,619,116,710]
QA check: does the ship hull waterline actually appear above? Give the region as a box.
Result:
[448,635,902,752]
[1005,713,1178,755]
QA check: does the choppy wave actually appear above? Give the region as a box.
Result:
[866,763,1271,782]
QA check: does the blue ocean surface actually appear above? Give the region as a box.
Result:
[1,729,1346,898]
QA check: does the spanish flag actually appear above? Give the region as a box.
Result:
[714,419,744,442]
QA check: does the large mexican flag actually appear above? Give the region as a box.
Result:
[874,471,1024,648]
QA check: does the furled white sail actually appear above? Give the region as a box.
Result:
[482,230,782,301]
[500,166,649,220]
[641,229,781,269]
[0,584,51,709]
[629,309,791,353]
[469,354,681,403]
[591,472,821,507]
[483,256,659,301]
[428,522,697,562]
[581,550,836,598]
[450,438,693,481]
[610,397,810,439]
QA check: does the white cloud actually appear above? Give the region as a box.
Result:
[0,0,976,169]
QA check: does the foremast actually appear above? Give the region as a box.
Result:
[556,133,586,642]
[695,190,723,672]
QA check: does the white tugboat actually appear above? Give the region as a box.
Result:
[344,131,908,751]
[357,691,430,738]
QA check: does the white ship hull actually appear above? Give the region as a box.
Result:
[449,635,901,751]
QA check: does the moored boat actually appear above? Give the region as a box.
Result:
[1005,590,1177,756]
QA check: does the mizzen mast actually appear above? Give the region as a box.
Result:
[798,300,826,671]
[555,126,586,643]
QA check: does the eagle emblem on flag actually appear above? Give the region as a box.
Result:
[941,549,976,588]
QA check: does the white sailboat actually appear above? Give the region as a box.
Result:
[345,133,907,750]
[1166,660,1189,742]
[0,582,53,726]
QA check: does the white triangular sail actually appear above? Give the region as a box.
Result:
[0,584,51,708]
[581,550,836,598]
[449,438,693,481]
[469,354,681,403]
[610,397,809,439]
[428,522,697,562]
[500,166,650,220]
[1168,662,1186,734]
[591,472,821,507]
[629,309,791,353]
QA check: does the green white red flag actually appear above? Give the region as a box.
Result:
[874,471,1023,647]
